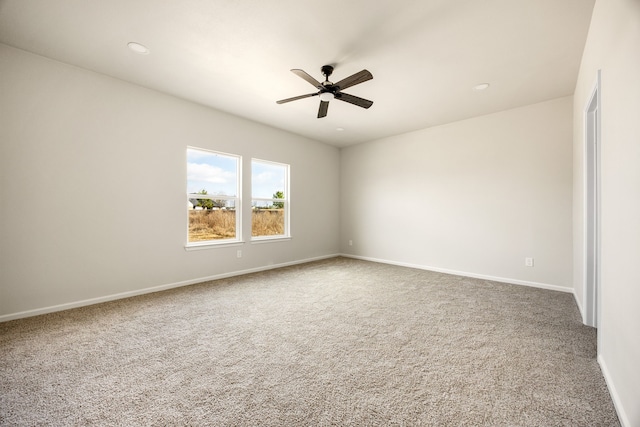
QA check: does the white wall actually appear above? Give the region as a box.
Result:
[0,44,340,319]
[341,97,573,290]
[573,0,640,425]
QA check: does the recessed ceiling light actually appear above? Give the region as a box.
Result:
[336,128,345,132]
[127,42,149,55]
[473,83,490,91]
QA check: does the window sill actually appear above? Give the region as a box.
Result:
[250,236,291,245]
[184,240,244,251]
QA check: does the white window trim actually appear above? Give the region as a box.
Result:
[184,241,244,251]
[186,147,242,248]
[251,158,290,241]
[251,236,291,244]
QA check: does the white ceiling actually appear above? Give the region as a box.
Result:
[0,0,595,147]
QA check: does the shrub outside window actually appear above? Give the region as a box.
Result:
[251,159,289,239]
[187,147,241,245]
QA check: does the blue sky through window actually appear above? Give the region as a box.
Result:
[252,160,286,199]
[187,148,238,196]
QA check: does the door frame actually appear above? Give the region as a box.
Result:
[583,70,601,333]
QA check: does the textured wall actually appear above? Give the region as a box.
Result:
[341,97,573,290]
[0,44,340,318]
[572,0,640,425]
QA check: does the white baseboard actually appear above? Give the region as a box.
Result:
[1,253,574,322]
[573,290,587,324]
[0,253,340,322]
[340,253,573,293]
[598,354,632,427]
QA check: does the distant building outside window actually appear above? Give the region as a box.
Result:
[187,147,241,246]
[251,159,289,239]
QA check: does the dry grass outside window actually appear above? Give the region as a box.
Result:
[188,209,285,241]
[188,210,236,241]
[251,209,284,237]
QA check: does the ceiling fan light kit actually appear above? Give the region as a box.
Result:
[319,92,335,101]
[277,65,373,118]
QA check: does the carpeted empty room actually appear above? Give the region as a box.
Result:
[3,0,640,424]
[0,258,619,426]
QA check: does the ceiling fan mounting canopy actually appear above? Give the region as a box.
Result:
[276,64,373,118]
[321,65,334,79]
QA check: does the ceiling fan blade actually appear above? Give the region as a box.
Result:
[334,70,373,91]
[317,100,329,118]
[291,69,323,89]
[276,93,318,104]
[335,92,373,109]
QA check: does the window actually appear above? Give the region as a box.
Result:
[251,159,289,239]
[187,147,241,246]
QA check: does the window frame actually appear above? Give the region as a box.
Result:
[185,146,242,250]
[251,158,290,242]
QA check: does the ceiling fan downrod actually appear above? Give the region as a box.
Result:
[320,65,334,83]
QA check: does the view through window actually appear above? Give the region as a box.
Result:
[187,147,240,244]
[252,159,289,238]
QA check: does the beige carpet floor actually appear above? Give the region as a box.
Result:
[0,257,619,426]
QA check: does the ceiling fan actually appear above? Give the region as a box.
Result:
[276,65,373,118]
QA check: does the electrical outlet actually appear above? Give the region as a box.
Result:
[237,250,242,258]
[525,257,534,267]
[349,240,353,246]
